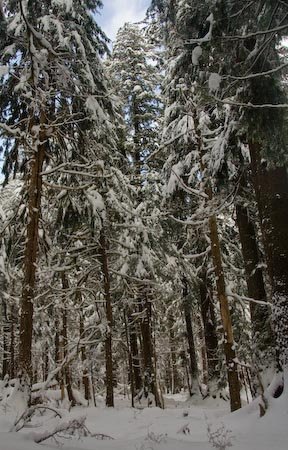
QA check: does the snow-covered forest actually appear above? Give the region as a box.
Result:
[0,0,288,449]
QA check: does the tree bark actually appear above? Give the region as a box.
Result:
[128,313,142,393]
[99,226,114,407]
[124,310,135,407]
[183,278,198,393]
[79,310,90,402]
[61,273,75,406]
[235,196,274,372]
[192,106,241,411]
[168,314,180,394]
[249,141,288,369]
[200,278,220,385]
[139,291,162,407]
[18,141,45,384]
[10,304,15,379]
[2,297,9,377]
[209,215,242,411]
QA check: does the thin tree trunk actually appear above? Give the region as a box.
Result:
[196,304,209,390]
[168,314,180,394]
[18,141,45,385]
[79,311,90,402]
[139,291,161,406]
[2,297,9,377]
[200,277,220,385]
[55,316,61,383]
[129,314,142,393]
[43,343,49,382]
[124,310,135,407]
[99,226,114,407]
[61,273,75,406]
[183,277,198,393]
[10,304,15,379]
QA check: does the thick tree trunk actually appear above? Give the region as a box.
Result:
[192,107,241,411]
[236,197,274,371]
[99,226,114,407]
[18,142,45,384]
[249,141,288,370]
[209,215,241,411]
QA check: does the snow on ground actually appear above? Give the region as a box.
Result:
[0,392,287,450]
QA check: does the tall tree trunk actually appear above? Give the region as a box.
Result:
[183,277,198,394]
[2,297,9,377]
[249,141,288,371]
[193,108,241,411]
[200,277,220,386]
[124,310,135,407]
[55,315,61,383]
[10,304,15,379]
[128,313,142,394]
[209,215,242,411]
[99,225,114,407]
[18,141,45,385]
[168,314,180,394]
[139,290,161,407]
[79,310,90,402]
[61,273,75,406]
[236,194,274,375]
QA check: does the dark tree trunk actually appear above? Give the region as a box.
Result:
[168,314,180,394]
[200,277,220,385]
[183,278,198,393]
[61,273,75,406]
[43,342,49,381]
[79,311,90,402]
[139,291,162,407]
[128,313,142,394]
[19,142,45,385]
[236,196,274,370]
[10,304,15,379]
[2,298,9,377]
[249,141,288,369]
[55,315,61,383]
[124,311,135,407]
[99,226,114,407]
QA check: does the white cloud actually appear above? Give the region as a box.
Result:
[98,0,149,42]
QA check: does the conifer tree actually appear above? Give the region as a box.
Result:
[0,0,115,397]
[107,22,164,406]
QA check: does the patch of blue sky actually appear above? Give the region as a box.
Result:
[97,0,151,42]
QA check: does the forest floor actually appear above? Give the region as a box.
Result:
[0,390,287,450]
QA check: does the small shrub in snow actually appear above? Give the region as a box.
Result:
[207,423,234,450]
[137,431,167,449]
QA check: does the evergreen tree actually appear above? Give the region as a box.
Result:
[0,0,115,397]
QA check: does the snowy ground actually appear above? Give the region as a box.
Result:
[0,392,287,450]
